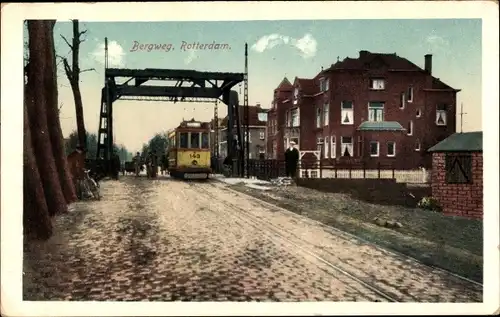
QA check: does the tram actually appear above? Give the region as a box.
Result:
[167,119,212,179]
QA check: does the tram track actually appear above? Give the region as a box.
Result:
[189,180,483,302]
[188,181,400,302]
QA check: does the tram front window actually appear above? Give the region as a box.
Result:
[190,132,200,148]
[179,133,188,148]
[201,132,209,149]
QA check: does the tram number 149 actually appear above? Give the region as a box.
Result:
[189,153,201,159]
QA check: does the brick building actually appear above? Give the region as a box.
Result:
[266,51,460,168]
[428,132,483,219]
[217,104,268,159]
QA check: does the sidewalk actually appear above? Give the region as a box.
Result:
[211,174,273,191]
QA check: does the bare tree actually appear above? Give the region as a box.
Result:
[59,19,95,152]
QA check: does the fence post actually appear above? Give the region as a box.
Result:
[319,158,323,179]
[334,164,337,179]
[348,162,352,179]
[392,165,395,179]
[377,162,381,179]
[363,162,366,179]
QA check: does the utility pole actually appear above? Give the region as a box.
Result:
[460,102,467,133]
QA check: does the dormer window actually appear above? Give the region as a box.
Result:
[370,78,385,90]
[293,88,299,105]
[319,78,329,92]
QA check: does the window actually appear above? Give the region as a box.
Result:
[323,103,329,126]
[436,104,447,126]
[415,139,421,151]
[316,107,322,128]
[369,141,380,157]
[286,110,291,127]
[445,154,472,184]
[416,108,421,118]
[324,136,329,158]
[387,141,396,157]
[259,131,265,140]
[201,132,209,149]
[179,132,188,148]
[293,88,299,104]
[341,101,354,125]
[316,137,324,152]
[244,131,251,143]
[190,132,200,148]
[320,78,329,92]
[331,135,336,158]
[341,136,353,157]
[291,108,300,127]
[368,102,384,122]
[370,78,385,90]
[400,93,406,109]
[407,120,413,136]
[407,86,414,102]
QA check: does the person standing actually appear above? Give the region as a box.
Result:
[284,141,299,178]
[111,152,121,180]
[151,151,158,178]
[133,152,141,176]
[145,151,152,178]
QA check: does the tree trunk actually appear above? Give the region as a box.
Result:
[71,20,87,150]
[44,20,77,204]
[24,84,53,240]
[27,20,67,217]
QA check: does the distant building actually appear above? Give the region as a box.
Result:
[217,104,268,159]
[428,132,483,219]
[266,51,460,169]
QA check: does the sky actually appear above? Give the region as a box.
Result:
[37,19,481,153]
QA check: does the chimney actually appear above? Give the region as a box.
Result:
[424,54,433,75]
[256,102,261,108]
[359,50,369,58]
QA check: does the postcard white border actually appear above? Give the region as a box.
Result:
[1,1,499,316]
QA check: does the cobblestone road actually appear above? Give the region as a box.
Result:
[23,176,482,302]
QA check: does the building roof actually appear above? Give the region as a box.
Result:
[275,77,293,90]
[294,77,318,95]
[320,50,457,91]
[220,105,267,127]
[358,121,406,131]
[428,132,483,152]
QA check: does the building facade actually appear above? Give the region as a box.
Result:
[217,104,268,159]
[428,132,483,219]
[267,51,460,169]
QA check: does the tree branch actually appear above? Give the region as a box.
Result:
[60,35,73,50]
[61,57,73,82]
[80,68,96,74]
[78,30,87,38]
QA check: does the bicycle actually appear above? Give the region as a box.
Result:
[80,169,101,200]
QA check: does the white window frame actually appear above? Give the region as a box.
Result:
[407,120,413,136]
[341,101,354,125]
[436,104,447,126]
[291,108,300,127]
[416,108,422,118]
[316,107,322,128]
[415,139,421,151]
[368,102,385,122]
[316,137,324,153]
[370,78,385,90]
[341,136,353,157]
[387,141,396,157]
[369,141,380,157]
[323,103,329,126]
[400,93,406,109]
[259,131,265,140]
[319,77,330,92]
[331,135,336,158]
[244,131,251,143]
[324,136,329,158]
[407,86,414,103]
[293,88,299,104]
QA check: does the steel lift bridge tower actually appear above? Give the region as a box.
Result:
[96,38,250,178]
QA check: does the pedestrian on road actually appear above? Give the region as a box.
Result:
[284,141,299,178]
[133,152,141,177]
[145,152,153,178]
[151,151,158,178]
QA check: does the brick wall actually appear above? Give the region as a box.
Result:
[431,152,483,219]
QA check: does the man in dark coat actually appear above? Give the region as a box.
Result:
[284,141,299,178]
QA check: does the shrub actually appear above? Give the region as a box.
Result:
[417,196,442,212]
